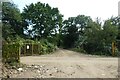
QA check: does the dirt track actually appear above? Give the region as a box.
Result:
[19,49,118,78]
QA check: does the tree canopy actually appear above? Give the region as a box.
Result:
[22,2,63,39]
[2,2,23,41]
[61,15,93,48]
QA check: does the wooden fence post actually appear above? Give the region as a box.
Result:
[112,41,115,56]
[18,46,21,63]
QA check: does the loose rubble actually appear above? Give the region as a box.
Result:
[3,64,78,78]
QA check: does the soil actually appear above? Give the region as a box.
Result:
[2,49,119,78]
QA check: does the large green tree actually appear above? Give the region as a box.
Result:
[83,21,103,54]
[22,2,63,40]
[103,17,119,52]
[83,18,118,55]
[2,2,23,41]
[62,15,92,48]
[62,17,78,48]
[109,16,120,50]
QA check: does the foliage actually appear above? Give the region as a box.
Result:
[39,39,56,54]
[111,16,120,51]
[102,19,118,55]
[22,2,63,40]
[83,21,103,53]
[71,47,86,53]
[73,17,119,56]
[2,2,23,41]
[3,1,119,58]
[62,15,92,48]
[2,42,21,64]
[62,17,79,48]
[3,39,56,64]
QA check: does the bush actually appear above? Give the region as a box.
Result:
[40,43,48,54]
[2,42,21,64]
[39,39,56,54]
[72,47,86,53]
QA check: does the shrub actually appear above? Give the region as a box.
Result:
[39,39,56,54]
[2,42,21,64]
[72,47,86,53]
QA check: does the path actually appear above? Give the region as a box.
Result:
[6,49,119,78]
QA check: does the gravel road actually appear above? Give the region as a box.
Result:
[3,49,119,78]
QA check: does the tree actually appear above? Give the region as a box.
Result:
[22,2,63,40]
[62,15,92,48]
[109,16,120,51]
[2,2,23,41]
[82,18,118,55]
[103,20,118,43]
[83,21,103,54]
[75,15,92,34]
[102,19,119,54]
[62,17,79,48]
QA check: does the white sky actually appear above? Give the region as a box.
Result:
[12,0,120,21]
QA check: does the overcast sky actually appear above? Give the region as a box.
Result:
[12,0,120,21]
